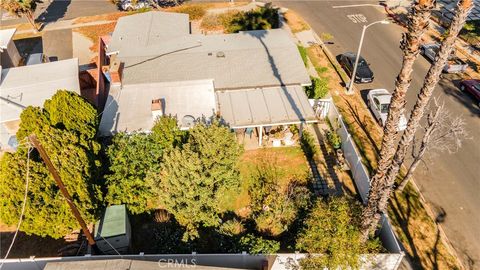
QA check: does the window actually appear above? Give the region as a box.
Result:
[373,98,380,109]
[380,104,390,114]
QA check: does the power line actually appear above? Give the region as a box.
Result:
[0,146,33,270]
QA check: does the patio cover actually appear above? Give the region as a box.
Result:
[216,85,317,128]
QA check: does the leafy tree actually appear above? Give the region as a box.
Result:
[154,120,243,241]
[249,159,310,237]
[104,116,185,214]
[297,197,380,270]
[0,90,102,238]
[1,0,41,31]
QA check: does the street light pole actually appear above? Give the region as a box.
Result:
[347,20,390,94]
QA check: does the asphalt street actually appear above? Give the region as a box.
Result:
[1,0,118,26]
[272,0,479,268]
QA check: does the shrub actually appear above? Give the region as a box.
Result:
[304,77,329,99]
[300,130,317,160]
[218,219,245,236]
[223,5,279,33]
[239,234,280,254]
[327,130,342,149]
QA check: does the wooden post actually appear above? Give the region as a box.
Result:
[28,135,96,247]
[258,126,263,146]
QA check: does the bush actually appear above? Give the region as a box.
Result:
[327,130,341,149]
[218,219,245,236]
[223,5,279,33]
[304,76,329,99]
[239,234,280,254]
[300,130,317,160]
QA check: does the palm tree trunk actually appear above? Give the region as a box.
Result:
[387,0,473,194]
[360,0,435,241]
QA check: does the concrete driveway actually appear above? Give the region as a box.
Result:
[272,1,480,269]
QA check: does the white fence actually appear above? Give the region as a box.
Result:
[312,98,403,259]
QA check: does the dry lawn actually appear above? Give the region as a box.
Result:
[283,10,310,33]
[73,22,117,53]
[285,13,461,270]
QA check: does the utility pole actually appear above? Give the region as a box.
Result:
[28,134,96,247]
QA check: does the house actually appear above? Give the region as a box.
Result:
[99,11,317,145]
[94,205,131,255]
[0,58,80,150]
[0,28,21,68]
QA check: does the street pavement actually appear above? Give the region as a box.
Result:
[1,0,118,26]
[272,1,480,268]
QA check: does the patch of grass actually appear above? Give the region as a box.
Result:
[200,10,240,32]
[283,10,310,33]
[297,45,308,67]
[166,4,208,20]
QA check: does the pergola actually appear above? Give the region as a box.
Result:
[216,85,318,146]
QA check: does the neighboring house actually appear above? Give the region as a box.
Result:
[100,11,316,144]
[0,28,21,68]
[0,58,80,151]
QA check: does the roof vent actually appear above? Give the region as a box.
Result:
[208,52,212,56]
[151,98,164,120]
[216,51,225,58]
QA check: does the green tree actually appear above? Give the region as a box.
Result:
[249,160,310,236]
[154,120,243,241]
[0,90,102,238]
[1,0,41,31]
[238,234,280,254]
[296,197,380,270]
[104,116,184,214]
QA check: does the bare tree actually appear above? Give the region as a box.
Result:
[360,0,435,240]
[381,0,473,196]
[397,99,468,191]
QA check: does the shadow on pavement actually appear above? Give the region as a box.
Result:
[36,0,72,28]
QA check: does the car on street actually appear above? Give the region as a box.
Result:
[117,0,180,10]
[367,89,407,131]
[339,52,374,83]
[420,43,468,73]
[459,79,480,107]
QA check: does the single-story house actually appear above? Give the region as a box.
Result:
[0,58,80,150]
[0,28,21,68]
[99,11,317,145]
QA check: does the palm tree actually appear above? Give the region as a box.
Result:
[360,0,435,241]
[386,0,473,192]
[1,0,41,32]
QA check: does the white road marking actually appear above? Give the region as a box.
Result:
[333,4,382,9]
[347,14,368,23]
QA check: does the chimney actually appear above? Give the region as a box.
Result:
[151,98,164,120]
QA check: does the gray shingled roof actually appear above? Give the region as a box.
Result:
[216,86,317,128]
[109,12,310,89]
[0,58,80,123]
[107,11,190,54]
